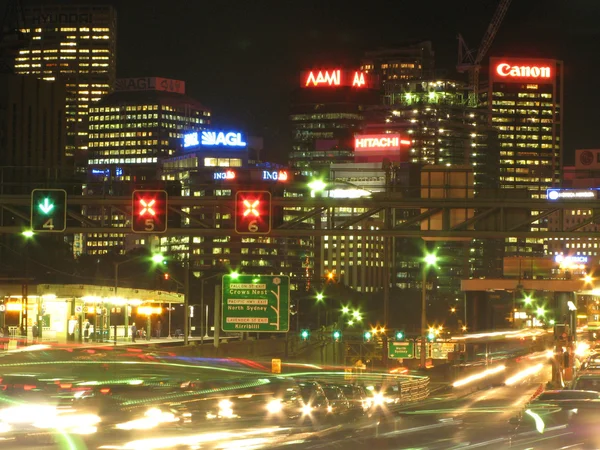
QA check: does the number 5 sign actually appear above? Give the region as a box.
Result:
[132,190,168,233]
[235,191,271,235]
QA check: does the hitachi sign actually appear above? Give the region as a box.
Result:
[495,63,551,79]
[356,136,399,148]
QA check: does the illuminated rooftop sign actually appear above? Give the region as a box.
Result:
[491,58,555,82]
[183,130,247,149]
[547,188,598,200]
[213,170,236,181]
[262,170,289,181]
[555,255,588,264]
[301,69,370,88]
[354,134,411,163]
[355,134,411,151]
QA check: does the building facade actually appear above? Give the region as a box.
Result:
[0,74,66,193]
[486,57,563,259]
[161,138,312,293]
[81,78,210,257]
[289,68,379,177]
[17,4,117,162]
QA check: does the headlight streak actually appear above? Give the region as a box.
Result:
[452,365,506,388]
[504,364,544,386]
[525,408,545,434]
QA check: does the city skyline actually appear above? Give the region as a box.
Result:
[92,0,600,164]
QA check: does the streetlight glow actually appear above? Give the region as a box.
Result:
[22,230,34,238]
[151,253,165,264]
[230,271,240,279]
[341,306,350,315]
[352,310,361,320]
[536,306,546,317]
[424,253,438,266]
[316,293,324,302]
[308,179,327,192]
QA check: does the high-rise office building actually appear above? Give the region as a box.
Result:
[81,77,210,257]
[289,68,379,177]
[486,57,564,258]
[160,133,312,293]
[0,74,66,192]
[361,41,435,84]
[359,78,499,304]
[16,4,117,163]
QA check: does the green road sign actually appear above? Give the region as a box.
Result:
[222,274,290,333]
[388,341,414,359]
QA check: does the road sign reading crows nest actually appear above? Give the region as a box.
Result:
[222,274,290,332]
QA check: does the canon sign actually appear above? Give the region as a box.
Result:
[495,63,551,79]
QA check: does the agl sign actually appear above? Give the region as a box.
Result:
[183,130,247,148]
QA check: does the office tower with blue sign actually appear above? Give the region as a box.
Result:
[159,131,313,294]
[80,77,210,257]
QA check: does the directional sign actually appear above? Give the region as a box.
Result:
[388,341,414,359]
[222,274,289,333]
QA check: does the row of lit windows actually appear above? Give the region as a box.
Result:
[492,109,555,115]
[92,149,167,157]
[290,113,362,121]
[89,132,154,139]
[204,158,242,167]
[500,143,558,149]
[89,139,158,147]
[91,105,158,113]
[90,123,160,130]
[498,134,555,140]
[89,157,158,164]
[499,176,554,183]
[500,160,552,165]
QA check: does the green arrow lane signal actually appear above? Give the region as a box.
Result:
[30,189,67,232]
[38,198,54,214]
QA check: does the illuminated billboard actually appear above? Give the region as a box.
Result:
[547,188,599,200]
[301,69,370,88]
[354,134,411,163]
[183,130,247,149]
[490,58,555,82]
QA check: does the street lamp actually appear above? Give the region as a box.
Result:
[22,230,34,238]
[421,252,438,369]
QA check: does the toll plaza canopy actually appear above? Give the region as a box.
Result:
[0,283,183,342]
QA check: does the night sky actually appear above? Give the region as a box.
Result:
[18,0,600,164]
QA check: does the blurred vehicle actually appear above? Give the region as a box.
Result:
[297,381,331,419]
[321,384,350,415]
[571,371,600,391]
[333,384,370,416]
[536,390,600,401]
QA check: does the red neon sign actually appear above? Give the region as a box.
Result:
[354,134,410,151]
[495,63,551,79]
[490,58,555,82]
[302,69,369,88]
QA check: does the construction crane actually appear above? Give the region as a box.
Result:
[457,0,512,107]
[0,0,27,74]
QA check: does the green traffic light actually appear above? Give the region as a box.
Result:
[38,198,55,215]
[332,330,341,340]
[364,331,372,340]
[300,329,310,340]
[151,253,165,264]
[395,331,404,340]
[427,332,435,341]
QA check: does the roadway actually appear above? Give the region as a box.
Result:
[0,346,593,449]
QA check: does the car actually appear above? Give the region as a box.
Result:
[571,371,600,392]
[536,390,600,401]
[297,381,331,419]
[333,384,370,416]
[321,384,351,416]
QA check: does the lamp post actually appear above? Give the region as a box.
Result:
[421,253,438,369]
[199,271,227,345]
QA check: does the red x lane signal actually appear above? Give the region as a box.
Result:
[132,190,168,233]
[235,191,271,235]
